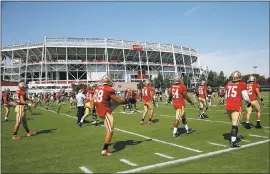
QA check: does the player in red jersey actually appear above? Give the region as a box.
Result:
[2,88,16,122]
[122,88,132,113]
[93,75,129,156]
[12,82,36,139]
[44,92,50,110]
[225,71,251,148]
[78,84,97,126]
[140,80,155,125]
[197,80,209,119]
[168,76,195,137]
[245,75,264,129]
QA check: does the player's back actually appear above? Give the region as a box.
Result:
[247,82,259,101]
[170,84,185,104]
[142,86,153,103]
[94,85,115,116]
[225,81,246,111]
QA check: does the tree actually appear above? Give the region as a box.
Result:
[217,71,227,86]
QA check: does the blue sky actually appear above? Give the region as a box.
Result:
[2,2,269,77]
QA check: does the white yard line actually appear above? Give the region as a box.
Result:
[241,139,251,143]
[117,139,270,173]
[154,153,174,159]
[114,128,202,153]
[208,142,227,147]
[265,130,270,133]
[37,107,202,153]
[249,134,269,139]
[79,166,92,173]
[120,159,138,167]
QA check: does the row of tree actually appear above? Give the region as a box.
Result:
[138,71,270,90]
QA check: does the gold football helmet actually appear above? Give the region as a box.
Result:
[145,79,151,86]
[248,75,256,82]
[18,82,26,90]
[231,71,241,82]
[174,76,182,84]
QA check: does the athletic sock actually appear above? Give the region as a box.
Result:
[149,118,152,122]
[173,127,178,134]
[5,117,7,120]
[231,136,236,143]
[184,124,189,131]
[257,120,261,125]
[103,143,109,150]
[246,121,249,124]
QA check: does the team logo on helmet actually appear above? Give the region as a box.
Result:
[248,75,256,82]
[102,75,113,85]
[18,82,26,90]
[231,71,241,82]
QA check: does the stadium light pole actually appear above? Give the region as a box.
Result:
[253,66,257,75]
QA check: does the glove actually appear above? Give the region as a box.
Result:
[247,102,251,108]
[260,98,264,106]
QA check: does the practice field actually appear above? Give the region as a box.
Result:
[1,92,270,173]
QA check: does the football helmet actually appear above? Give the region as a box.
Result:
[231,71,241,82]
[102,75,113,85]
[145,79,151,86]
[18,82,26,90]
[248,75,256,82]
[174,76,182,84]
[201,80,206,86]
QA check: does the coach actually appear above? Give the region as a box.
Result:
[76,88,86,127]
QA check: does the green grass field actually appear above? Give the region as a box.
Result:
[1,92,270,173]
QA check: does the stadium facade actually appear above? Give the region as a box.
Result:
[1,37,208,87]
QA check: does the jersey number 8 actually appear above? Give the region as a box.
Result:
[94,90,104,103]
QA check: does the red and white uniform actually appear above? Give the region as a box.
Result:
[247,83,260,102]
[169,84,187,109]
[94,85,115,117]
[2,92,9,105]
[56,92,61,101]
[225,81,247,111]
[198,85,208,99]
[142,86,154,103]
[86,89,94,103]
[218,88,225,97]
[16,89,26,105]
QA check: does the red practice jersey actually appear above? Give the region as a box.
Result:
[169,84,187,109]
[56,93,61,100]
[198,85,208,99]
[2,92,9,104]
[142,86,154,103]
[247,82,260,101]
[94,85,115,117]
[86,89,94,103]
[16,89,26,105]
[125,92,132,99]
[225,81,247,111]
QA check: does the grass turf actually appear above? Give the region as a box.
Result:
[1,92,269,173]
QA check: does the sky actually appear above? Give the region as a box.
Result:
[1,2,269,77]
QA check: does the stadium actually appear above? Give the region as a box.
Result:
[1,37,208,89]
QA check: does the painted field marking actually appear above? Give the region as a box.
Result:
[208,142,227,147]
[154,153,174,159]
[249,134,269,139]
[265,130,270,133]
[114,128,202,153]
[37,107,202,153]
[117,139,270,173]
[241,139,251,143]
[79,166,92,173]
[120,159,138,167]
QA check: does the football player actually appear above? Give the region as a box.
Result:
[140,80,155,124]
[93,75,129,156]
[198,80,209,119]
[69,90,76,109]
[57,88,65,114]
[168,76,195,137]
[207,86,213,106]
[122,88,132,113]
[225,71,251,148]
[12,82,36,139]
[218,86,226,105]
[245,75,264,129]
[44,92,50,110]
[79,83,97,126]
[2,88,16,122]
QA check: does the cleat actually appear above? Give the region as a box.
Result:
[147,121,152,125]
[12,135,21,139]
[78,122,83,128]
[173,132,180,138]
[101,150,113,156]
[186,128,193,134]
[230,142,241,148]
[245,124,252,129]
[255,125,262,129]
[27,131,36,137]
[4,119,8,122]
[140,121,144,125]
